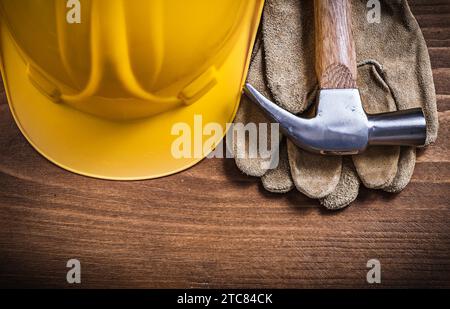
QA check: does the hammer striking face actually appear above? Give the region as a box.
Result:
[243,0,427,155]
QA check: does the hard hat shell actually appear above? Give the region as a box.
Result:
[0,0,263,180]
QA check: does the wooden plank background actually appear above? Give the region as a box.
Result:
[0,0,449,288]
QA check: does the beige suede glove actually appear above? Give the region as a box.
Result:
[233,0,438,209]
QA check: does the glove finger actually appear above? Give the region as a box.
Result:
[262,0,316,114]
[262,139,294,193]
[353,146,399,189]
[287,140,341,199]
[320,158,361,210]
[233,98,273,177]
[352,62,400,189]
[383,147,416,193]
[352,1,436,192]
[233,45,281,177]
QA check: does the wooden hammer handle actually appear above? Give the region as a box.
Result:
[315,0,357,89]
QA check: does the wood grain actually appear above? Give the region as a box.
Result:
[0,0,449,288]
[315,0,358,89]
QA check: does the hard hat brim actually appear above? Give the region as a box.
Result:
[0,16,260,180]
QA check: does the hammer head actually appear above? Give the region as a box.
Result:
[244,84,427,155]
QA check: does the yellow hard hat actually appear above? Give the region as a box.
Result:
[0,0,263,180]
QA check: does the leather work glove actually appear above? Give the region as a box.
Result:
[232,0,438,209]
